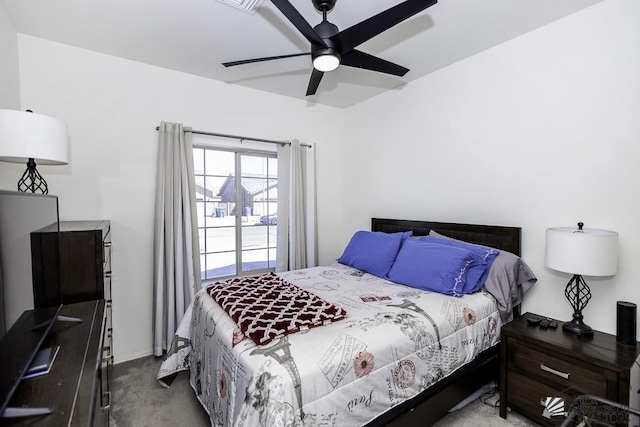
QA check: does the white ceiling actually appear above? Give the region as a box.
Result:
[1,0,600,108]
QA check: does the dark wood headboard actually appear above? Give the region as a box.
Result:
[371,218,521,256]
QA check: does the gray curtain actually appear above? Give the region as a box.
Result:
[276,139,317,271]
[153,122,201,357]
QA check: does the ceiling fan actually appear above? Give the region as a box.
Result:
[222,0,438,96]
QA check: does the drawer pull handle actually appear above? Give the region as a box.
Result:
[540,363,570,379]
[102,391,111,410]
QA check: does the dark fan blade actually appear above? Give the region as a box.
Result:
[223,52,310,67]
[306,69,324,96]
[271,0,327,47]
[333,0,437,54]
[341,50,409,76]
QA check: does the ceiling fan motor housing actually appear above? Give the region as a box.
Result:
[312,0,336,13]
[312,20,340,62]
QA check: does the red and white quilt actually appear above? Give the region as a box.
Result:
[206,272,347,345]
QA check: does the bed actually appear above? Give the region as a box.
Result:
[158,218,536,426]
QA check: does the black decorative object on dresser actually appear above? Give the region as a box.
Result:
[500,312,640,426]
[7,301,111,426]
[32,220,111,305]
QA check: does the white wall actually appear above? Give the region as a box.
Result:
[0,4,19,110]
[343,0,640,337]
[8,35,345,362]
[0,4,22,187]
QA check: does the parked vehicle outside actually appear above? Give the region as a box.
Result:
[260,213,277,225]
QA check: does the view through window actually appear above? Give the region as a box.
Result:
[193,146,277,282]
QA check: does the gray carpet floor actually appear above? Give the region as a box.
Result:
[110,355,541,427]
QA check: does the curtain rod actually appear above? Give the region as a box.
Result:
[154,126,311,147]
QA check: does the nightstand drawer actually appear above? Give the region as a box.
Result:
[507,371,573,425]
[508,337,606,396]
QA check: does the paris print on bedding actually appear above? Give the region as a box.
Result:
[158,263,502,426]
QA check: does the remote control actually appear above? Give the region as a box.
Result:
[526,315,542,325]
[539,318,550,329]
[548,320,558,329]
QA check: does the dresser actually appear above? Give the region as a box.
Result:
[500,312,640,425]
[8,301,110,426]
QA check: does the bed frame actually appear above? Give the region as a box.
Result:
[367,218,522,426]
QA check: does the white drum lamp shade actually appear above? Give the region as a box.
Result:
[545,222,618,336]
[0,109,68,194]
[545,227,618,277]
[0,110,68,165]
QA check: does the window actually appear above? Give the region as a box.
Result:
[193,146,278,282]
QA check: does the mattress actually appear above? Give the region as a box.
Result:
[158,263,502,426]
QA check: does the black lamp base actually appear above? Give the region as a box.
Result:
[17,158,48,194]
[562,314,594,337]
[563,274,594,337]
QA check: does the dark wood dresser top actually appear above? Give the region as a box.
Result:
[7,301,105,426]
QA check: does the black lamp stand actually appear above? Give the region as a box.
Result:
[17,157,49,194]
[563,274,593,337]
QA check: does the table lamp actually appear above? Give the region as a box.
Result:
[545,222,618,336]
[0,109,68,194]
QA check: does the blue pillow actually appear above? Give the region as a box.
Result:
[399,230,413,247]
[387,239,480,296]
[337,231,412,278]
[420,236,499,293]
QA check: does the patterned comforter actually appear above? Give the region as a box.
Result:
[157,263,502,426]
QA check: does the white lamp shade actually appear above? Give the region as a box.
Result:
[0,109,68,165]
[545,226,618,277]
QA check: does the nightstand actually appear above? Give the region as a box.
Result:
[499,312,640,426]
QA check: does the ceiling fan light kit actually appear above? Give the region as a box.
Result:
[222,0,438,95]
[313,54,340,72]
